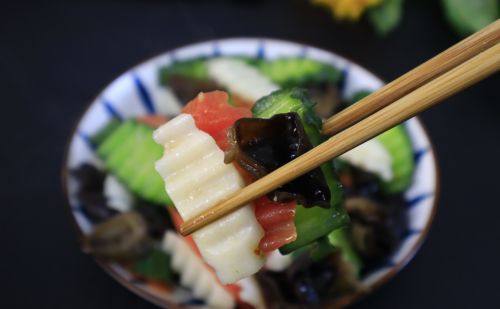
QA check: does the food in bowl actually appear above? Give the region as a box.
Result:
[70,54,417,308]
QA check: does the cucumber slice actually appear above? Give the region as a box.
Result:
[328,228,362,276]
[90,119,121,146]
[348,90,415,193]
[159,58,208,85]
[97,121,136,159]
[96,121,173,205]
[105,124,145,172]
[377,125,415,193]
[256,58,341,87]
[132,248,175,284]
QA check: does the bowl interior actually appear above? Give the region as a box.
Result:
[63,38,438,308]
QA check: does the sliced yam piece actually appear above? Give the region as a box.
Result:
[175,169,244,219]
[193,207,264,283]
[163,151,229,200]
[155,114,265,284]
[153,113,198,145]
[155,131,215,177]
[206,58,279,102]
[162,231,235,308]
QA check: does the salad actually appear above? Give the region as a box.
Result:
[71,55,414,308]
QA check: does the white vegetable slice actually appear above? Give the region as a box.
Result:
[265,250,293,272]
[207,58,279,103]
[338,138,393,181]
[238,277,266,309]
[103,175,133,212]
[162,231,235,308]
[154,114,265,283]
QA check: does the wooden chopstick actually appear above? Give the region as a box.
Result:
[322,19,500,136]
[180,43,500,236]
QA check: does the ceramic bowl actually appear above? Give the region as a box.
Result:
[62,38,439,308]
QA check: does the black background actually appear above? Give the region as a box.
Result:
[1,0,499,308]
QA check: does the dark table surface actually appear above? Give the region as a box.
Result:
[2,0,499,308]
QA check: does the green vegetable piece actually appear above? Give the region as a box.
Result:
[97,121,136,159]
[252,88,349,253]
[159,58,209,85]
[348,90,415,193]
[90,119,121,146]
[377,125,415,193]
[367,0,404,36]
[309,237,337,262]
[329,228,363,276]
[96,120,173,205]
[280,197,348,254]
[442,0,499,36]
[133,248,175,284]
[256,58,341,87]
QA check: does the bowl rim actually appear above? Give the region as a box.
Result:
[61,36,440,309]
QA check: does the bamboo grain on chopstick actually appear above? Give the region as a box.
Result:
[321,19,500,136]
[180,43,500,236]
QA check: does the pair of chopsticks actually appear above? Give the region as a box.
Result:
[180,20,500,236]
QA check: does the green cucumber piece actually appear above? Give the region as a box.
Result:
[256,58,341,87]
[159,58,208,85]
[280,199,348,254]
[97,121,136,159]
[252,88,349,254]
[106,124,147,172]
[377,125,415,193]
[328,228,362,276]
[90,119,121,146]
[96,121,172,206]
[309,236,337,262]
[348,90,415,193]
[114,125,154,179]
[132,248,175,284]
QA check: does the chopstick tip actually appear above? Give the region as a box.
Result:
[179,224,191,236]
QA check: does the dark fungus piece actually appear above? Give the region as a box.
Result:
[257,250,361,307]
[340,165,382,199]
[134,199,174,240]
[286,252,360,305]
[83,211,152,262]
[228,112,330,208]
[71,164,118,222]
[345,196,406,263]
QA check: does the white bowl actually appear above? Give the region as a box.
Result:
[62,38,439,308]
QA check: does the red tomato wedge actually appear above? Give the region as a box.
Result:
[182,91,252,150]
[254,196,297,253]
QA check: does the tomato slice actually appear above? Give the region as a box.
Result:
[254,196,297,253]
[183,91,251,150]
